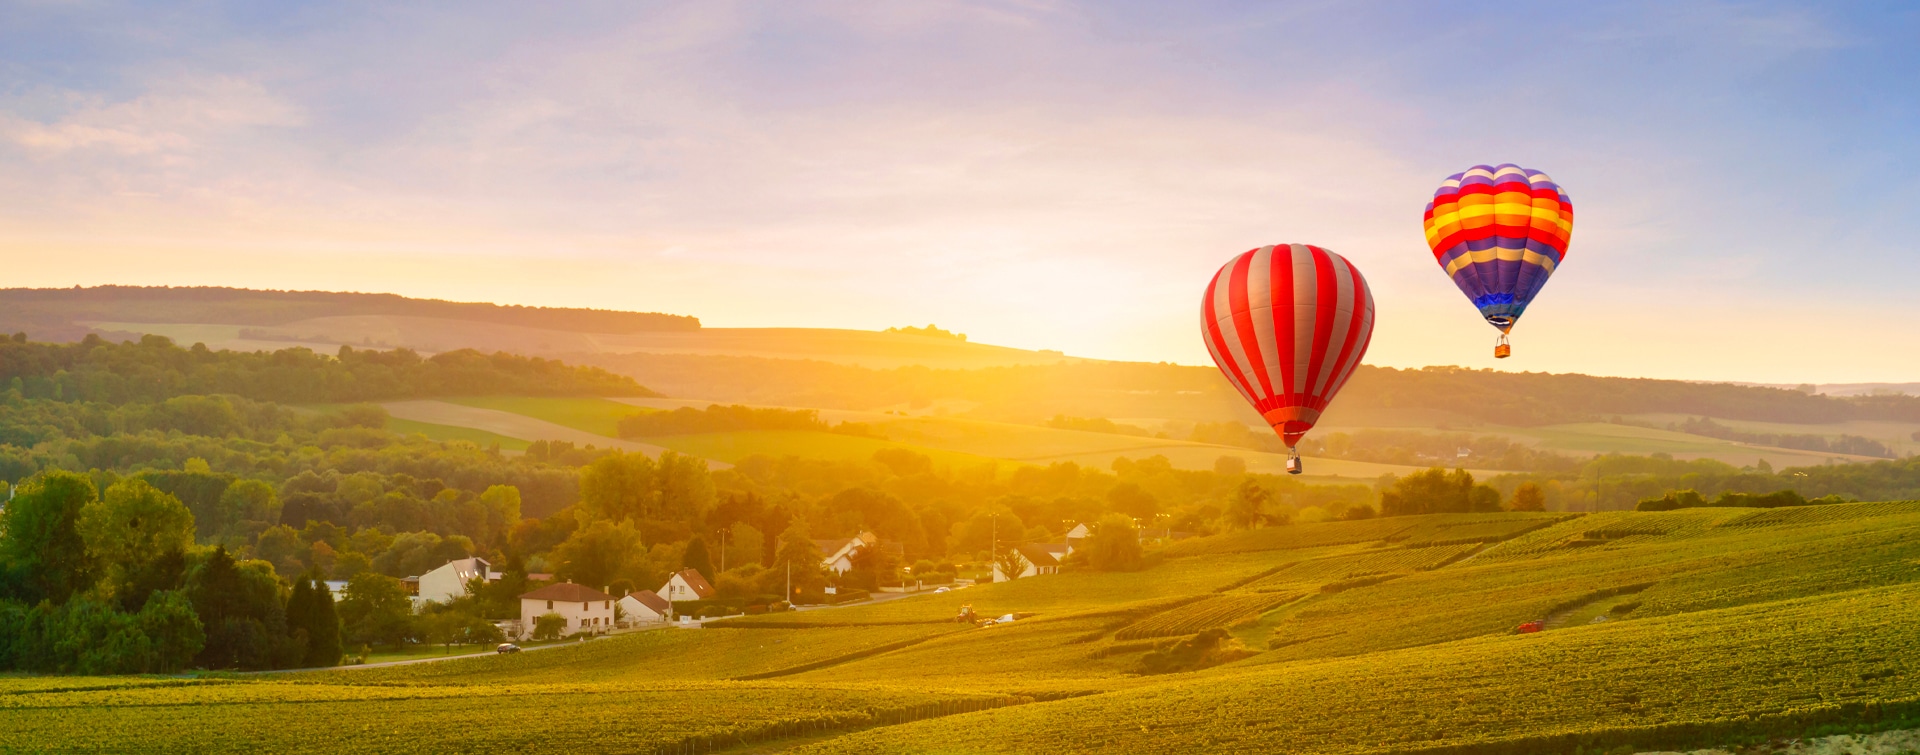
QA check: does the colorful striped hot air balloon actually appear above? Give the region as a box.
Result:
[1422,164,1573,358]
[1201,244,1375,475]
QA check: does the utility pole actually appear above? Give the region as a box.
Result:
[718,528,727,573]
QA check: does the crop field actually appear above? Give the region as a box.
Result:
[1114,592,1300,640]
[327,624,965,684]
[720,550,1308,627]
[0,677,1021,754]
[13,506,1920,753]
[388,417,533,450]
[1244,543,1480,590]
[790,583,1920,755]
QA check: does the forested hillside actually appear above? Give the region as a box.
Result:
[0,286,699,341]
[587,352,1920,426]
[0,334,654,404]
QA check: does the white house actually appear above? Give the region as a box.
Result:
[813,532,879,574]
[993,543,1070,582]
[658,568,716,603]
[618,590,672,624]
[413,557,497,606]
[519,582,615,637]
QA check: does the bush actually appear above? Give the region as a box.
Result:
[1134,628,1256,674]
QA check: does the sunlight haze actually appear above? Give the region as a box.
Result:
[4,2,1916,383]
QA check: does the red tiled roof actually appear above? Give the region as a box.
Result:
[624,590,670,613]
[673,569,716,599]
[1015,543,1062,567]
[520,582,613,602]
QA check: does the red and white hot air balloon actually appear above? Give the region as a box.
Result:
[1201,243,1376,474]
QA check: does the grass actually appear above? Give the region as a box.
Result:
[442,396,644,437]
[641,430,1000,468]
[387,418,532,451]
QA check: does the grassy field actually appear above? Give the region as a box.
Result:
[644,430,1000,469]
[441,396,645,437]
[388,418,532,451]
[7,504,1920,751]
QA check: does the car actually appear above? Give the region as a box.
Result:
[495,643,522,654]
[933,586,951,593]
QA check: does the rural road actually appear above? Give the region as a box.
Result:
[382,399,732,470]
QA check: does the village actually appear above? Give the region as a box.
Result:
[376,523,1193,651]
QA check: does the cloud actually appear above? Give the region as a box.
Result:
[1,75,303,157]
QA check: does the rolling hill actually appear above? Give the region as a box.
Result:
[8,501,1919,753]
[17,285,1920,472]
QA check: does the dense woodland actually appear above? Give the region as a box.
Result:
[0,334,653,404]
[0,286,700,341]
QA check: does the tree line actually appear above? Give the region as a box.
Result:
[0,333,654,405]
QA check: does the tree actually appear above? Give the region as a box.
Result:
[336,573,414,649]
[1227,478,1273,529]
[183,547,297,670]
[79,479,196,599]
[1080,514,1145,571]
[217,479,280,538]
[724,523,764,572]
[1469,484,1503,513]
[134,590,207,673]
[993,547,1029,582]
[253,525,304,578]
[552,519,647,589]
[1509,482,1547,512]
[577,453,656,523]
[0,470,99,605]
[533,612,567,640]
[1213,456,1248,476]
[772,521,825,597]
[1379,468,1476,516]
[286,577,342,668]
[1106,483,1159,520]
[477,485,522,549]
[682,536,715,583]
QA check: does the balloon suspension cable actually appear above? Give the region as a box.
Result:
[1494,333,1511,360]
[1285,447,1303,476]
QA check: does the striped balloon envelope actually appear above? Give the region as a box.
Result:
[1423,164,1572,357]
[1201,244,1375,474]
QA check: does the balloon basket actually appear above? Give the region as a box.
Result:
[1285,449,1303,476]
[1494,334,1511,359]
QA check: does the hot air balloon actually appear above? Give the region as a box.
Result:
[1423,164,1572,358]
[1201,244,1376,475]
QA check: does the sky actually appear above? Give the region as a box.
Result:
[2,1,1918,384]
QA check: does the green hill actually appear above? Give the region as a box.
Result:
[7,502,1919,752]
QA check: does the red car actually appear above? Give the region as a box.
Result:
[1514,621,1545,634]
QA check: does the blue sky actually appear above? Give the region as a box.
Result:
[2,1,1917,382]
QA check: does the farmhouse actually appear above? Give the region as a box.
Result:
[994,542,1071,582]
[815,531,906,574]
[618,590,672,624]
[815,532,877,574]
[658,568,716,602]
[414,557,497,606]
[519,582,615,636]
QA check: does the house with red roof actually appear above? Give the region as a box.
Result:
[618,589,672,624]
[657,568,716,603]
